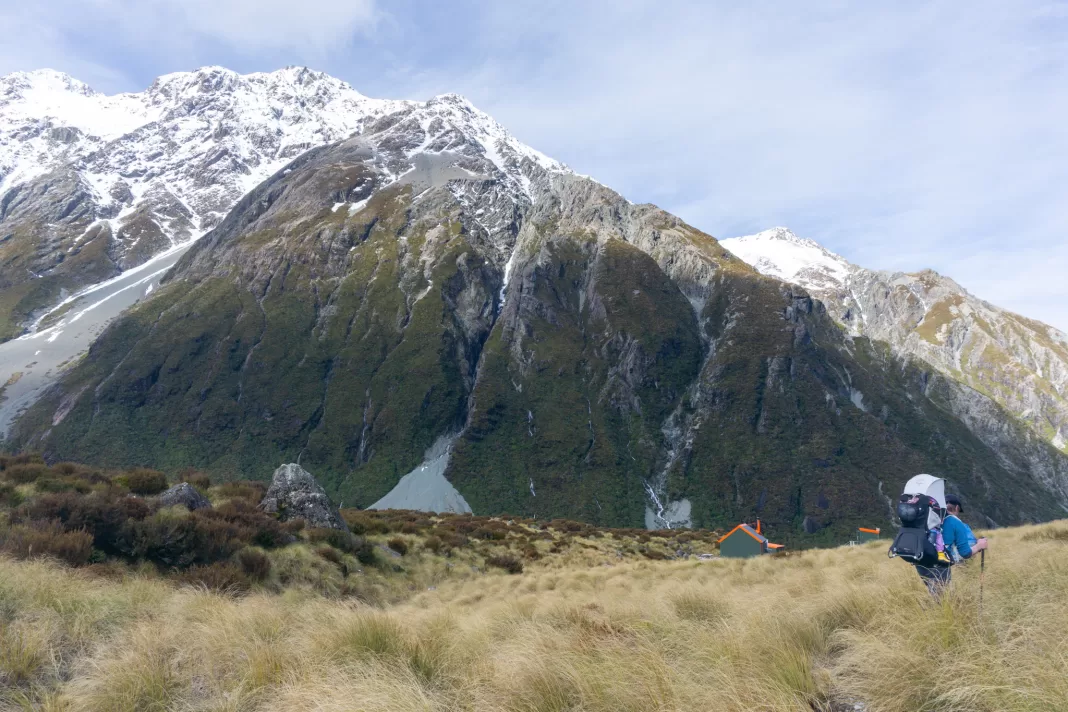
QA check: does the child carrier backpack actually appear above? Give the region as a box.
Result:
[889,493,949,567]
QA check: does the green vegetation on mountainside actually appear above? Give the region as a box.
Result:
[8,143,1066,542]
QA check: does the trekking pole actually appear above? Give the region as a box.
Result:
[979,548,985,616]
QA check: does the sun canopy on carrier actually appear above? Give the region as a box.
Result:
[902,474,946,508]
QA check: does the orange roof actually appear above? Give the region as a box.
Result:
[717,523,766,544]
[767,543,785,549]
[858,527,881,534]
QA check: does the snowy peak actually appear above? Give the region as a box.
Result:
[720,227,855,292]
[0,64,576,342]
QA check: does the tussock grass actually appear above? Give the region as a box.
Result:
[1,521,1066,710]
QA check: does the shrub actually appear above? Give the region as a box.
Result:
[473,526,508,541]
[386,537,409,556]
[19,491,154,555]
[179,469,212,491]
[194,499,291,549]
[0,521,93,566]
[306,528,376,565]
[0,481,23,508]
[120,469,169,495]
[316,545,344,566]
[176,562,251,594]
[339,511,390,535]
[237,547,272,581]
[522,544,541,560]
[423,535,444,553]
[1,463,50,484]
[214,481,267,503]
[440,532,469,548]
[35,476,91,494]
[486,555,523,574]
[117,514,235,568]
[0,452,45,470]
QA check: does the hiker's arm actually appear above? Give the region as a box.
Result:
[958,536,988,560]
[946,518,976,558]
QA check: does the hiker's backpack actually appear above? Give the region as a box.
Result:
[888,494,950,567]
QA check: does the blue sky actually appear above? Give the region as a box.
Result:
[3,0,1067,330]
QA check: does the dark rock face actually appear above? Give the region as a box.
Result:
[158,482,212,511]
[260,463,348,531]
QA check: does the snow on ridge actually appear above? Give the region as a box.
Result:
[721,227,855,291]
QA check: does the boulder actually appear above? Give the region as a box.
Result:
[159,482,212,511]
[260,463,349,531]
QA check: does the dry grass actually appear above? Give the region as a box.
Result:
[1,521,1065,711]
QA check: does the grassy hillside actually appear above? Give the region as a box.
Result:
[0,454,1064,712]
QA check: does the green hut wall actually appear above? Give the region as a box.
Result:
[857,528,881,543]
[719,531,766,558]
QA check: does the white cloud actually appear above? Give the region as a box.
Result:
[1,0,1066,330]
[94,0,379,56]
[398,1,1068,330]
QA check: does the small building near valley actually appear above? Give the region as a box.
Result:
[856,527,881,543]
[717,520,785,558]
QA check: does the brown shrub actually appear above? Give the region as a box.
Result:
[316,545,344,566]
[440,532,469,548]
[473,527,507,541]
[1,463,51,484]
[0,521,93,566]
[306,528,375,564]
[176,562,251,594]
[386,537,409,556]
[0,452,45,470]
[236,548,272,581]
[423,535,444,553]
[120,468,169,495]
[19,491,154,555]
[486,554,524,574]
[214,481,267,503]
[0,481,22,508]
[340,510,390,535]
[179,469,212,491]
[522,544,541,560]
[194,499,291,549]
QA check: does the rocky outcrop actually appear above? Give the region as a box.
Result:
[260,464,349,531]
[158,482,212,511]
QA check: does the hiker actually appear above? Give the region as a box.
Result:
[944,494,984,563]
[888,474,987,597]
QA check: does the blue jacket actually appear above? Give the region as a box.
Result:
[942,514,977,560]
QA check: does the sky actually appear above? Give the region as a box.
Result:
[2,0,1067,330]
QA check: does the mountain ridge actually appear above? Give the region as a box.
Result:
[0,65,562,341]
[4,67,1068,539]
[722,228,1068,467]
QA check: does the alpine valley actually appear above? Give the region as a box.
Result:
[3,67,1067,543]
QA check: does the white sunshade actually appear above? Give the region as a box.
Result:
[902,474,946,509]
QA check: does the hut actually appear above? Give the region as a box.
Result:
[717,520,785,558]
[856,527,881,543]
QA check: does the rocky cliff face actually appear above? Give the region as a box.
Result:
[0,66,410,340]
[11,97,1068,541]
[722,228,1068,473]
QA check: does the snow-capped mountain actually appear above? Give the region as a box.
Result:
[0,66,564,341]
[720,227,854,292]
[723,228,1068,458]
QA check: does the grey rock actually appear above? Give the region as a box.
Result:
[159,482,211,511]
[260,463,348,531]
